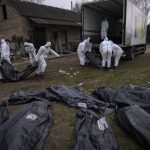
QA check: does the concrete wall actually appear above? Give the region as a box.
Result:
[46,25,80,51]
[0,3,23,39]
[0,1,81,51]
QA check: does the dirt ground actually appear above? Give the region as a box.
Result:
[0,48,150,150]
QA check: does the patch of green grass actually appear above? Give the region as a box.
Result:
[0,53,150,150]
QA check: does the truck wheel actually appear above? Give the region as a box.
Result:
[130,51,135,59]
[128,47,135,60]
[141,45,146,54]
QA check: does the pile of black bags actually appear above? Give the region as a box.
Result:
[0,60,38,82]
[0,84,150,149]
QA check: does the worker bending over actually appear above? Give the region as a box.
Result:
[112,43,123,69]
[24,42,37,64]
[77,37,92,66]
[1,39,11,64]
[35,42,59,77]
[99,37,113,70]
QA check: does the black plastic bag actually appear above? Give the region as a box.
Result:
[85,52,102,69]
[0,60,38,82]
[115,86,150,113]
[0,100,51,150]
[92,85,150,112]
[48,85,115,114]
[9,85,114,114]
[74,109,118,150]
[8,89,59,105]
[0,101,9,126]
[117,105,150,148]
[120,84,150,102]
[92,87,118,103]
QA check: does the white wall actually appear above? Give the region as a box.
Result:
[43,0,71,9]
[43,0,94,10]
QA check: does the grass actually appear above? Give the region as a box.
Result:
[0,51,150,150]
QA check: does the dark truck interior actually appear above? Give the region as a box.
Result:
[83,0,124,45]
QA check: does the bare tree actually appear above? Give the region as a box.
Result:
[72,0,88,13]
[72,1,81,13]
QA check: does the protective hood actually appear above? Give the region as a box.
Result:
[104,37,108,41]
[24,42,30,46]
[83,39,89,44]
[87,37,91,43]
[45,42,51,48]
[1,39,6,45]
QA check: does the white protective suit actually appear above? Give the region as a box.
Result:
[24,42,37,64]
[101,19,109,40]
[99,38,113,68]
[1,39,11,64]
[0,47,1,64]
[77,38,91,66]
[36,42,59,74]
[112,44,123,67]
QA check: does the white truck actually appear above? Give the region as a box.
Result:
[82,0,147,59]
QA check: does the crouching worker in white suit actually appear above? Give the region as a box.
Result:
[112,44,123,69]
[77,37,92,66]
[24,42,37,65]
[35,42,60,77]
[99,37,113,70]
[1,39,11,64]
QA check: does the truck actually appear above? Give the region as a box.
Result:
[82,0,147,59]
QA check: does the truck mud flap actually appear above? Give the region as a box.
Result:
[117,105,150,148]
[0,60,38,82]
[75,109,118,150]
[0,101,51,150]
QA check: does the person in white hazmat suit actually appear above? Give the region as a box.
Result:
[24,42,37,64]
[35,41,60,76]
[112,43,123,69]
[0,43,2,80]
[77,37,92,66]
[99,37,113,70]
[0,39,11,64]
[101,17,109,40]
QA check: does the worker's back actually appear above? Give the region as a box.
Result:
[100,40,112,53]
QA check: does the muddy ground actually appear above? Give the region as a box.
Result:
[0,49,150,150]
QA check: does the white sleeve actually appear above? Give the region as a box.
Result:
[1,45,6,55]
[89,43,92,52]
[49,48,60,57]
[37,47,43,57]
[83,43,87,53]
[99,44,102,53]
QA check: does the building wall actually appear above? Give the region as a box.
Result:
[46,25,80,52]
[0,1,81,52]
[67,26,81,51]
[0,3,22,38]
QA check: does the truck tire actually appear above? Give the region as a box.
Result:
[141,45,146,54]
[130,49,135,60]
[125,46,135,60]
